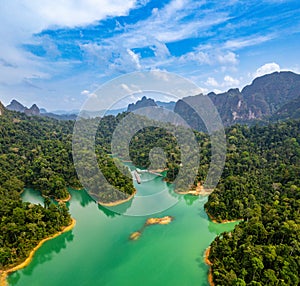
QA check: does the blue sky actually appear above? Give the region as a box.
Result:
[0,0,300,110]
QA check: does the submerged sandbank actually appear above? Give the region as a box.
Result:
[145,216,174,225]
[129,216,174,240]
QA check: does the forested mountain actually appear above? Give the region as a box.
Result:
[272,95,300,121]
[0,107,135,270]
[205,121,300,285]
[6,99,27,113]
[0,101,4,116]
[156,100,176,111]
[6,99,79,120]
[174,71,300,130]
[114,115,300,285]
[0,106,74,268]
[127,96,157,112]
[7,71,300,126]
[0,97,299,284]
[6,100,40,116]
[127,96,176,112]
[0,108,135,202]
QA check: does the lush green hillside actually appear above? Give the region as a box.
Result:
[0,186,71,269]
[0,105,299,285]
[0,109,135,269]
[271,96,300,121]
[114,115,300,285]
[0,110,135,202]
[205,120,300,285]
[128,125,211,192]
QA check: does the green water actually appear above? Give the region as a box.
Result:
[8,174,238,286]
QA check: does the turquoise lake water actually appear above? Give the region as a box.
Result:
[8,172,238,286]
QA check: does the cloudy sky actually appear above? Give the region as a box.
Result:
[0,0,300,110]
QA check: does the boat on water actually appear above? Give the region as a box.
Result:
[133,170,141,184]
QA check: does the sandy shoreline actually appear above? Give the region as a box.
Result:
[0,218,76,286]
[204,247,215,286]
[206,211,243,224]
[98,190,137,207]
[56,192,72,203]
[176,183,213,196]
[148,168,168,173]
[203,217,242,286]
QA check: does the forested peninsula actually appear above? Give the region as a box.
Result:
[0,109,135,272]
[130,119,299,284]
[0,105,299,285]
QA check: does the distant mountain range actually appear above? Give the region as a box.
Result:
[6,100,40,116]
[125,71,300,130]
[127,96,176,112]
[1,71,300,126]
[4,99,128,120]
[3,97,175,120]
[6,100,77,120]
[174,71,300,130]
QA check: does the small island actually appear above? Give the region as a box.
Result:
[129,231,142,240]
[129,216,174,240]
[145,216,174,225]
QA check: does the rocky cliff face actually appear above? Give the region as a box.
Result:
[0,101,5,115]
[6,99,26,112]
[6,100,40,116]
[127,96,157,112]
[174,71,300,130]
[25,104,40,116]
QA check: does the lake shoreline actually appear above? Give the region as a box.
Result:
[56,192,72,203]
[204,247,215,286]
[0,218,76,286]
[204,215,242,286]
[98,189,137,207]
[206,211,243,224]
[176,183,213,196]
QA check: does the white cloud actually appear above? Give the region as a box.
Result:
[150,69,171,82]
[206,77,219,87]
[254,62,280,78]
[80,43,143,74]
[127,49,141,70]
[180,51,211,65]
[112,0,229,48]
[150,41,171,59]
[180,50,238,67]
[0,0,233,86]
[224,35,274,50]
[217,51,238,65]
[223,75,240,86]
[120,83,142,94]
[212,88,222,94]
[81,90,90,95]
[0,0,139,85]
[6,0,137,30]
[80,89,97,98]
[205,75,240,89]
